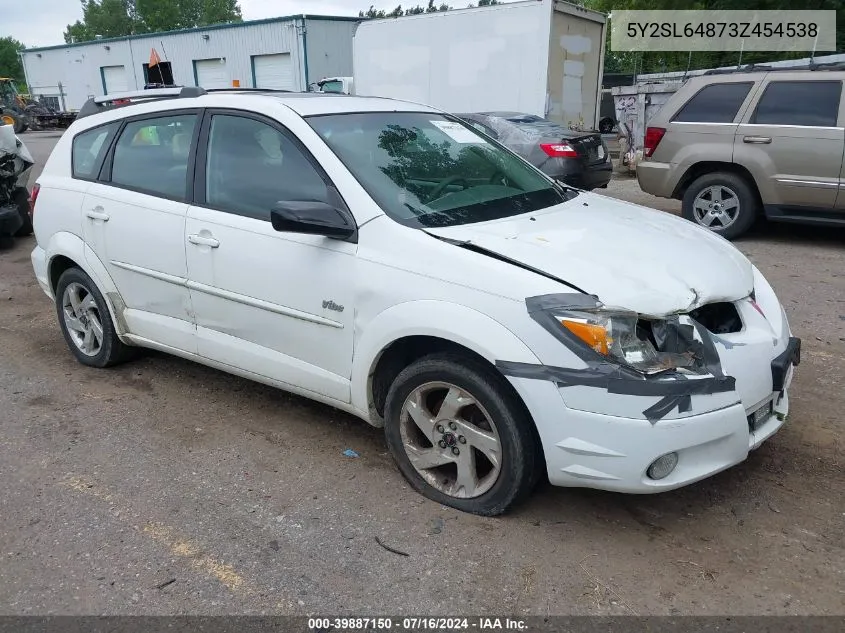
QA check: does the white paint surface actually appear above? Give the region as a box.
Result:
[561,75,583,118]
[354,1,555,116]
[560,34,593,55]
[563,60,585,77]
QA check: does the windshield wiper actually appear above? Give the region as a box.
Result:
[404,202,453,224]
[552,180,580,199]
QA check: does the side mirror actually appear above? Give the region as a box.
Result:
[270,200,356,241]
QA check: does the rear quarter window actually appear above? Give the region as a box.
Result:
[72,123,117,179]
[672,82,753,123]
[751,81,842,127]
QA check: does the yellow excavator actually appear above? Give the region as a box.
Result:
[0,78,29,133]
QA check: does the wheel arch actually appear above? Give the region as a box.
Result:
[672,161,761,205]
[351,301,541,427]
[44,232,129,338]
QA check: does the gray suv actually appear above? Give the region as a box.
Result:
[637,66,845,239]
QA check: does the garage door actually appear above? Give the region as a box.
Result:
[101,65,128,95]
[194,58,230,89]
[252,54,294,91]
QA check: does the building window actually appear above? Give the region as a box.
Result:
[142,61,174,86]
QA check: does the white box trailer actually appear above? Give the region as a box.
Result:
[353,0,607,130]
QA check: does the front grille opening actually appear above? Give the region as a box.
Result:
[689,302,742,334]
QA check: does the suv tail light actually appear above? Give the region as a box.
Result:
[540,142,578,158]
[643,127,666,158]
[29,183,40,219]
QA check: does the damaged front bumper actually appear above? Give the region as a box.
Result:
[504,358,795,492]
[497,285,800,493]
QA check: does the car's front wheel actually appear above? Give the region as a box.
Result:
[384,353,539,516]
[55,267,134,368]
[682,172,759,239]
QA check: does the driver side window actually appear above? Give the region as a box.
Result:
[204,114,329,221]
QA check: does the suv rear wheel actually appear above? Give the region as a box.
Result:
[682,172,759,240]
[384,353,538,516]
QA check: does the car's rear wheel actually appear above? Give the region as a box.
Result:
[55,268,134,368]
[682,172,758,240]
[384,353,538,516]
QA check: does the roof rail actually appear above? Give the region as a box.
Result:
[203,87,295,93]
[703,61,845,76]
[78,86,207,119]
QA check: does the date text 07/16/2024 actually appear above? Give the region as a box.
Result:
[308,617,528,631]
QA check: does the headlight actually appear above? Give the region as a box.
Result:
[556,309,697,375]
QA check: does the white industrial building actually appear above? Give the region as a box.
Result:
[20,14,360,111]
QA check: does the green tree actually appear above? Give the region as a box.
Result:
[65,0,138,43]
[360,2,452,18]
[64,0,242,44]
[0,37,26,83]
[359,5,388,18]
[582,0,844,75]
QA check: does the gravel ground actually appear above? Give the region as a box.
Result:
[0,133,843,616]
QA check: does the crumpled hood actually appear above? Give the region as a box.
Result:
[425,193,754,316]
[0,125,34,189]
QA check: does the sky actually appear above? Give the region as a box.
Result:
[3,0,414,48]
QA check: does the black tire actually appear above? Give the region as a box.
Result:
[55,267,134,368]
[384,352,539,516]
[682,172,759,240]
[598,117,615,134]
[13,188,32,237]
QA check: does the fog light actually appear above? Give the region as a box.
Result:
[647,452,678,480]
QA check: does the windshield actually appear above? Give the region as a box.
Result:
[307,112,574,228]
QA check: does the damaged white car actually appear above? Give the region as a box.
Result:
[0,124,34,248]
[30,90,800,515]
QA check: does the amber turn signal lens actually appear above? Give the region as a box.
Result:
[560,319,611,355]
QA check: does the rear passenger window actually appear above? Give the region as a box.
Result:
[72,123,116,179]
[203,114,329,221]
[751,81,842,127]
[110,114,197,200]
[672,82,753,123]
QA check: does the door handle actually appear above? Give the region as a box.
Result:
[743,136,772,144]
[86,206,110,221]
[187,234,220,248]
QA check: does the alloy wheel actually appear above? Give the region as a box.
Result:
[61,282,104,357]
[692,185,740,229]
[399,381,502,499]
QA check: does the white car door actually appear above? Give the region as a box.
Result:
[185,111,357,402]
[82,111,199,353]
